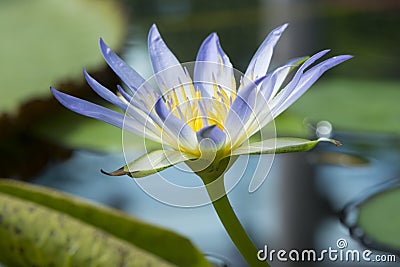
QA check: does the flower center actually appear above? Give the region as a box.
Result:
[165,81,236,133]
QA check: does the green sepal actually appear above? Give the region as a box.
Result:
[103,150,196,178]
[230,137,340,156]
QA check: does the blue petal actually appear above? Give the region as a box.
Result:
[118,85,167,132]
[261,56,308,102]
[226,76,267,125]
[83,70,127,111]
[244,23,288,81]
[116,84,133,103]
[286,50,331,88]
[154,97,171,121]
[154,97,198,151]
[195,33,230,64]
[194,33,234,97]
[148,25,191,93]
[148,24,181,74]
[99,38,145,93]
[224,76,267,146]
[100,39,160,112]
[196,125,226,148]
[270,50,330,106]
[273,55,353,117]
[51,87,124,129]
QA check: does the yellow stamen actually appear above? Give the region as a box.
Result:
[179,84,187,101]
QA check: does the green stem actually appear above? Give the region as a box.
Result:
[201,175,270,267]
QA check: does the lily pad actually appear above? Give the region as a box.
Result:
[0,0,126,115]
[276,79,400,136]
[0,179,209,267]
[341,179,400,255]
[0,194,175,267]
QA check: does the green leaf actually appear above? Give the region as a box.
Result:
[0,0,125,115]
[0,180,210,267]
[0,193,175,267]
[230,137,340,156]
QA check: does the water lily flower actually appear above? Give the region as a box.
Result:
[52,24,351,267]
[51,24,350,180]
